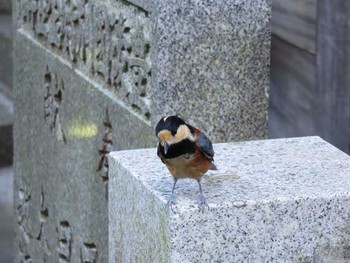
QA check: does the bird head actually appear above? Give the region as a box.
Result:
[155,116,194,154]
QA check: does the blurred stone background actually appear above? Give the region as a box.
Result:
[0,0,13,262]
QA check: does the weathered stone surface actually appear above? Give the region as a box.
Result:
[151,0,271,141]
[109,137,350,263]
[13,0,271,142]
[314,246,350,263]
[13,30,154,262]
[125,0,152,12]
[14,0,153,121]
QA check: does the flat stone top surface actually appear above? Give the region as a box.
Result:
[110,136,350,210]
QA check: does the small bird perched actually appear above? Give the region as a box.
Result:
[155,115,217,210]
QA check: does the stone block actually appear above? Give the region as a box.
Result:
[151,0,271,141]
[109,136,350,263]
[13,30,154,262]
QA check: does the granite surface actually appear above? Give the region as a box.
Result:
[151,0,271,142]
[125,0,153,12]
[109,136,350,263]
[13,30,154,262]
[314,246,350,263]
[14,0,153,121]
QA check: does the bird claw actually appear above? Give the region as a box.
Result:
[198,203,209,213]
[167,203,178,214]
[198,195,209,213]
[167,195,178,213]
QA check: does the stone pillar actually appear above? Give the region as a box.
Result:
[13,1,155,261]
[152,0,271,141]
[13,0,271,262]
[109,137,350,262]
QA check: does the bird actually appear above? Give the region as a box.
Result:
[155,115,217,211]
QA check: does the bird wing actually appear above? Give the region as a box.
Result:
[197,132,215,161]
[157,144,165,163]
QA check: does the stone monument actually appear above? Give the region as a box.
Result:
[13,0,271,261]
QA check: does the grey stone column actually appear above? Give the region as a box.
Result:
[151,0,271,141]
[13,1,155,262]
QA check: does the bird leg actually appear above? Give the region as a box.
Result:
[197,179,209,212]
[167,178,178,212]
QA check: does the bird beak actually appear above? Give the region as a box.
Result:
[163,142,169,154]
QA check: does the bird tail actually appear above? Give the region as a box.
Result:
[210,162,218,170]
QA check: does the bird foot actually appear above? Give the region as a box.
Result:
[198,195,209,213]
[167,195,178,213]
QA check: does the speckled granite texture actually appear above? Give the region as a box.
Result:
[151,0,271,141]
[109,136,350,263]
[314,246,350,263]
[14,0,271,142]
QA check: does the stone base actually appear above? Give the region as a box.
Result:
[109,136,350,263]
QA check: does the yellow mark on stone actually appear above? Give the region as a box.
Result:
[68,120,98,138]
